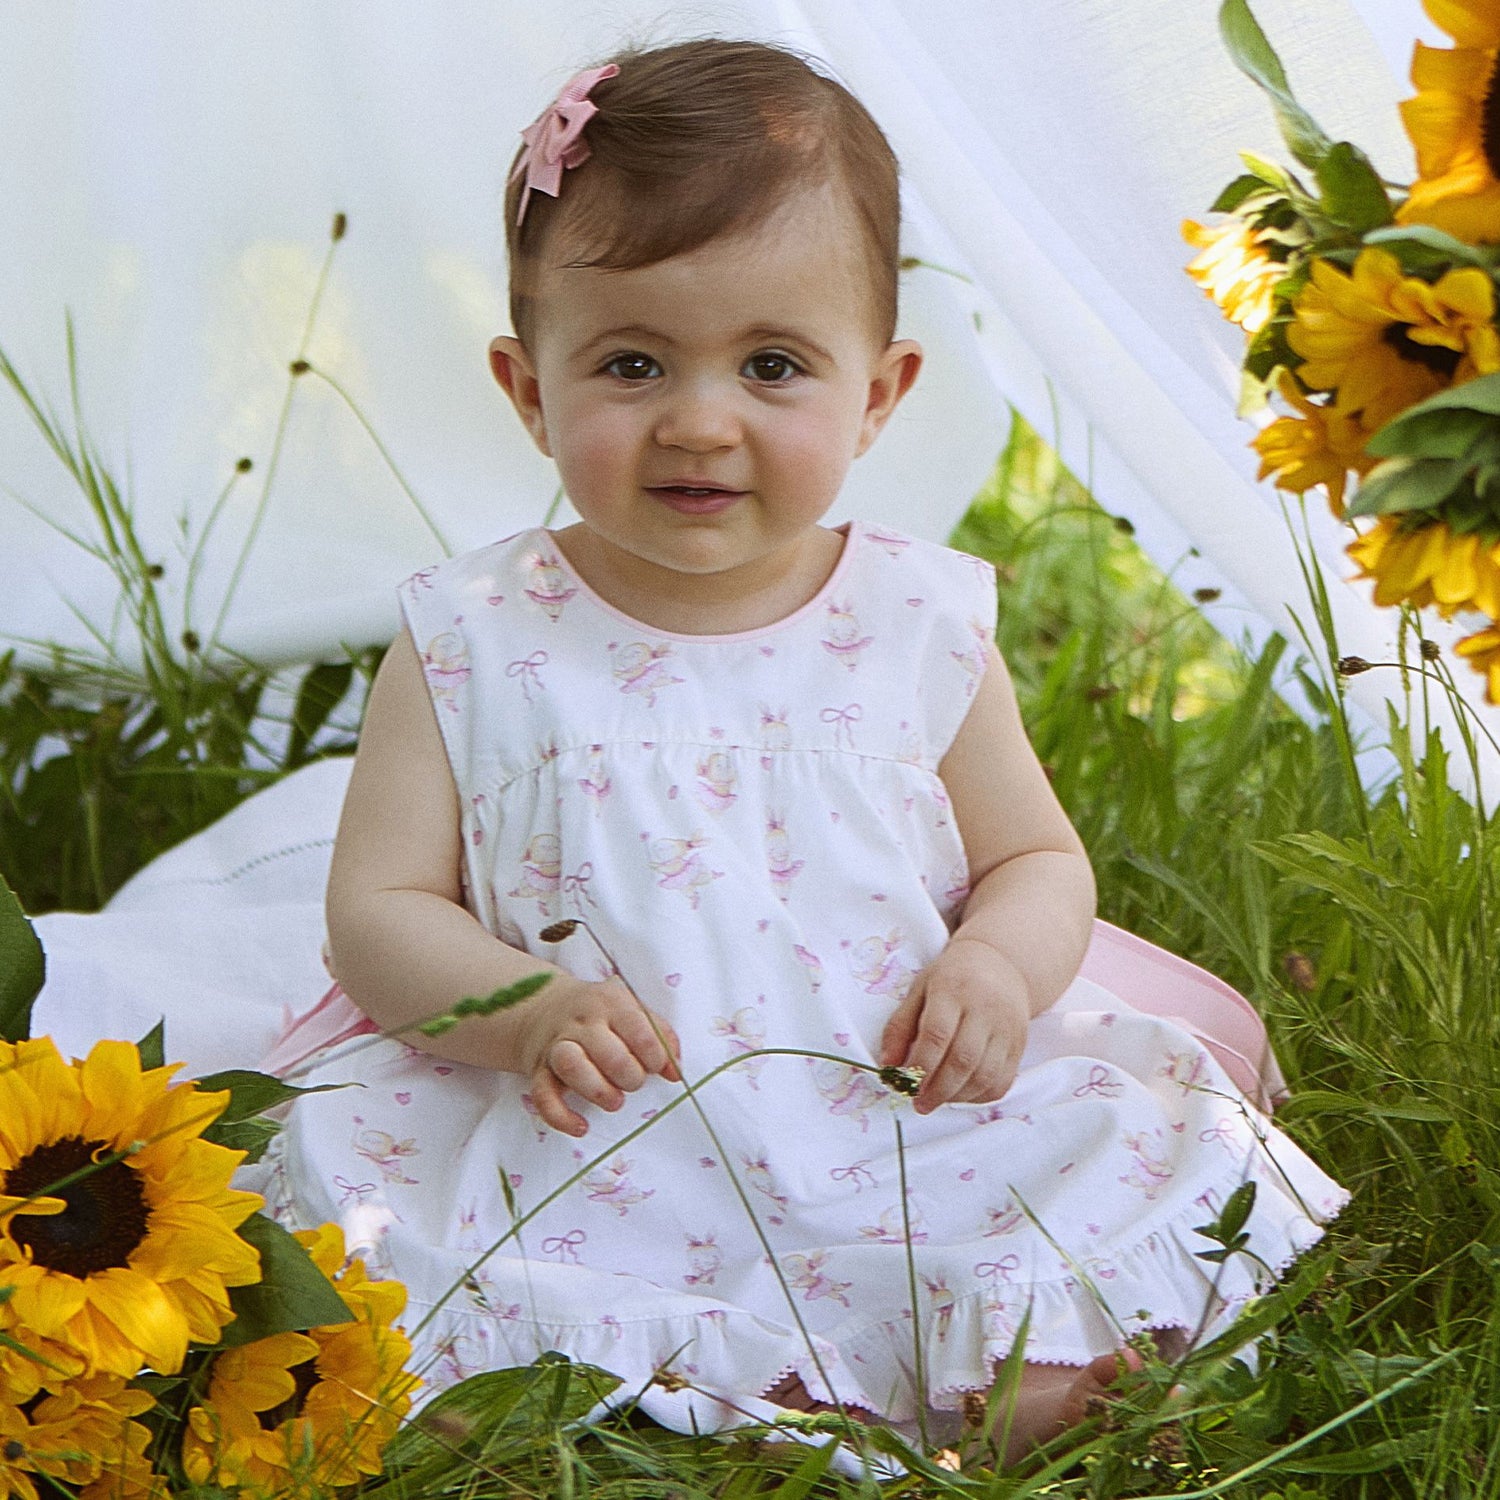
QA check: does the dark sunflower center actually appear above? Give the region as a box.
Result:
[259,1356,321,1430]
[1482,51,1500,180]
[1382,321,1463,376]
[2,1136,151,1276]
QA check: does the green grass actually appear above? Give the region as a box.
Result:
[3,303,1499,1494]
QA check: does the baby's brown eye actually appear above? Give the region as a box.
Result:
[605,353,660,381]
[745,353,800,383]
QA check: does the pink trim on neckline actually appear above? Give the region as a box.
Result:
[537,521,862,644]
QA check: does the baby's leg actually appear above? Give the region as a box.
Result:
[991,1329,1188,1464]
[767,1331,1187,1463]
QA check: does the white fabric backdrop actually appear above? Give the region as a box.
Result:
[2,0,1493,796]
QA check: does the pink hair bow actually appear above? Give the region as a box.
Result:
[511,63,620,226]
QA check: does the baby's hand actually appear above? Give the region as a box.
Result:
[513,976,682,1137]
[877,937,1029,1114]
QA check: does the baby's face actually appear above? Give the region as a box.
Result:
[490,185,919,601]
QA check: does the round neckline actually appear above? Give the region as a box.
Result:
[538,520,863,644]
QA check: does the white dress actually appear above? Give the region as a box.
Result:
[259,520,1347,1429]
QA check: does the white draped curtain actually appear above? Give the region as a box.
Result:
[3,0,1491,795]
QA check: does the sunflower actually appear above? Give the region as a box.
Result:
[1455,622,1500,698]
[182,1222,418,1495]
[0,1368,161,1500]
[1347,512,1500,616]
[0,1036,262,1378]
[1183,217,1285,333]
[1395,0,1500,242]
[1287,248,1500,428]
[1253,371,1379,514]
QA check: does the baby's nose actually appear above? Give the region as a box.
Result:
[653,383,741,451]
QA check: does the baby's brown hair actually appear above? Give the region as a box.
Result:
[504,39,901,349]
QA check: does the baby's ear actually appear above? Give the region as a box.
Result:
[856,339,923,458]
[488,336,551,456]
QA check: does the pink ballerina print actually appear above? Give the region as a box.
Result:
[741,1155,789,1224]
[644,833,722,908]
[845,931,916,1000]
[764,814,805,901]
[895,724,924,765]
[1159,1048,1212,1095]
[523,553,578,621]
[509,833,562,908]
[983,1199,1025,1237]
[612,641,684,706]
[582,1157,655,1217]
[421,631,471,713]
[812,1059,894,1133]
[781,1250,852,1307]
[866,526,911,559]
[793,943,824,994]
[694,751,738,815]
[711,1006,767,1086]
[921,1274,957,1340]
[950,619,990,697]
[857,1203,928,1244]
[352,1126,420,1186]
[684,1233,723,1288]
[758,704,792,751]
[577,745,612,814]
[430,1331,485,1387]
[1119,1128,1175,1200]
[820,598,874,671]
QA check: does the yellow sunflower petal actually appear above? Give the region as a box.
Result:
[1424,0,1500,50]
[5,1265,89,1337]
[71,1270,188,1376]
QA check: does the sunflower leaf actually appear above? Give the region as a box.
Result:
[1219,0,1334,171]
[194,1067,349,1126]
[0,870,44,1044]
[135,1018,165,1071]
[1366,408,1499,462]
[1212,173,1277,214]
[1363,225,1498,271]
[1314,141,1393,233]
[220,1212,352,1346]
[1345,456,1469,518]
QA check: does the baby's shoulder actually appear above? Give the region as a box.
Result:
[850,522,997,622]
[399,528,544,606]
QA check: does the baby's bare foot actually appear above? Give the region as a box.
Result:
[763,1373,874,1424]
[993,1349,1143,1465]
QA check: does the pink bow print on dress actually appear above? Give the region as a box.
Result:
[511,63,620,225]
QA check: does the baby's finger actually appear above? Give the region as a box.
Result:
[616,1006,683,1082]
[916,1014,990,1114]
[879,979,926,1067]
[901,990,958,1079]
[953,1042,1021,1105]
[587,1028,649,1095]
[547,1038,625,1114]
[529,1066,588,1137]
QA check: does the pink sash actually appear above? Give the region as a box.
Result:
[1079,919,1286,1110]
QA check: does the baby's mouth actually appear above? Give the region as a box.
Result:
[649,484,746,513]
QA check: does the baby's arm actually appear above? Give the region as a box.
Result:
[325,629,680,1136]
[879,641,1096,1112]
